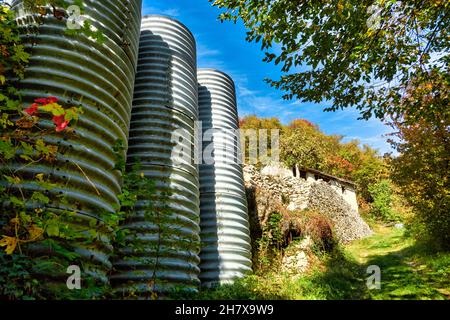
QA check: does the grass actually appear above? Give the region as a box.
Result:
[346,225,450,300]
[185,224,450,300]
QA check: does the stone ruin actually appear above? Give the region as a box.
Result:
[243,164,373,244]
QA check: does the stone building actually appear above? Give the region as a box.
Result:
[261,164,359,213]
[248,163,372,243]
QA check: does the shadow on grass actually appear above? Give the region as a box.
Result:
[168,275,291,300]
[297,250,370,300]
[364,244,450,300]
[168,231,449,300]
[170,249,370,300]
[311,233,450,300]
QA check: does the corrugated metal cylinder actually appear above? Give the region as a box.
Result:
[197,69,252,287]
[111,15,201,295]
[3,0,142,287]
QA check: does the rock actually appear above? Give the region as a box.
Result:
[298,236,313,250]
[282,250,308,273]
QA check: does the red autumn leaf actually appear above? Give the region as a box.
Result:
[46,96,58,104]
[25,103,39,116]
[56,121,70,132]
[34,98,48,105]
[52,114,70,132]
[35,96,59,105]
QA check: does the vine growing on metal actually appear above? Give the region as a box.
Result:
[0,3,110,299]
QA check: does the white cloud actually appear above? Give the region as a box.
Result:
[197,43,221,59]
[161,8,180,17]
[142,5,180,17]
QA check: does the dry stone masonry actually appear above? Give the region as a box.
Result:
[244,164,373,243]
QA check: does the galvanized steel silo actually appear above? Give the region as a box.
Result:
[3,0,142,288]
[111,15,201,295]
[197,69,252,287]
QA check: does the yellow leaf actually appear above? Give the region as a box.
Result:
[10,176,21,184]
[0,75,5,85]
[36,173,44,182]
[38,7,47,16]
[0,236,18,255]
[337,1,344,13]
[28,225,44,241]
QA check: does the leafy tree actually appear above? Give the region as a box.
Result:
[351,144,388,202]
[324,139,359,179]
[368,179,397,221]
[239,115,283,164]
[211,0,449,122]
[239,114,283,131]
[281,119,330,170]
[391,109,450,249]
[288,118,317,130]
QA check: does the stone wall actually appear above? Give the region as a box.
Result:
[243,165,372,243]
[307,181,373,243]
[259,163,360,213]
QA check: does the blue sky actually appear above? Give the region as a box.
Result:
[142,0,395,154]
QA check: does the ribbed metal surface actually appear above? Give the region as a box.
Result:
[3,0,142,286]
[111,15,201,295]
[197,69,252,287]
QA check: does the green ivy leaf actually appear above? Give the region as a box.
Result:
[46,221,60,237]
[31,192,50,205]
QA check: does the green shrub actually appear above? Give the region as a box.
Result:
[368,180,398,222]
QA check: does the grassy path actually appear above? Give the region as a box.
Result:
[344,225,450,300]
[187,225,449,300]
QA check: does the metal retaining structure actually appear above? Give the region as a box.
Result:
[197,69,252,287]
[4,0,142,288]
[111,15,201,295]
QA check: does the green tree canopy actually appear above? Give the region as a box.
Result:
[239,114,283,130]
[388,73,449,249]
[281,118,330,170]
[212,0,449,123]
